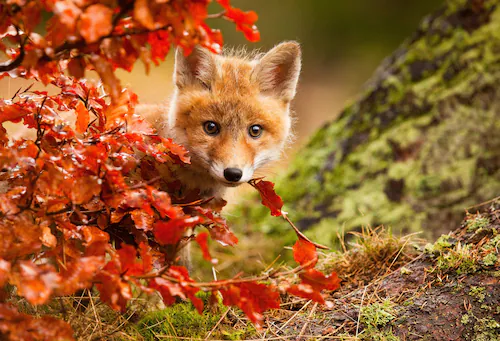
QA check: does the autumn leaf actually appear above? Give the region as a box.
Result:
[75,101,89,133]
[220,282,280,329]
[131,209,155,231]
[96,270,132,312]
[286,283,325,304]
[293,237,318,269]
[153,217,201,245]
[56,256,104,295]
[0,303,75,341]
[134,0,156,30]
[78,4,114,43]
[195,232,214,263]
[0,259,10,287]
[90,55,122,104]
[149,277,184,306]
[10,262,61,305]
[249,179,284,217]
[67,58,86,79]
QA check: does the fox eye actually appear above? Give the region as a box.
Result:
[203,121,220,136]
[248,124,263,138]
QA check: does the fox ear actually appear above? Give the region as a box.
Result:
[253,41,301,102]
[174,46,215,89]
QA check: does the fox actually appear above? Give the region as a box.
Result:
[140,41,302,200]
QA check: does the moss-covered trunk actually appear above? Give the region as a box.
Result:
[232,0,500,246]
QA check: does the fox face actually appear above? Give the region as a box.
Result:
[165,42,301,193]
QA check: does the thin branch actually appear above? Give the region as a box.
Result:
[283,214,329,250]
[207,11,226,19]
[0,32,27,72]
[134,259,316,288]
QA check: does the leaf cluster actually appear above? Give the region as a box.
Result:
[0,1,339,339]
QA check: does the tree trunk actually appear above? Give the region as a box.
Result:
[232,0,500,246]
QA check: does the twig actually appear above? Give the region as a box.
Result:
[283,214,329,250]
[204,307,230,340]
[0,30,27,72]
[134,259,315,288]
[207,11,226,19]
[274,300,311,334]
[467,195,500,209]
[355,286,367,337]
[297,302,318,340]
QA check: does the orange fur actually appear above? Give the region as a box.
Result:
[142,42,301,199]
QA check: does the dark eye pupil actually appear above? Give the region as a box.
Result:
[204,121,219,135]
[249,125,262,137]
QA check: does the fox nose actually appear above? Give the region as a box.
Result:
[224,168,243,182]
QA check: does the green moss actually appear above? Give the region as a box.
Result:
[361,329,400,341]
[136,292,256,341]
[137,302,221,340]
[482,252,498,266]
[480,304,492,311]
[462,314,470,325]
[469,286,487,303]
[467,216,491,232]
[400,267,413,275]
[359,300,400,341]
[361,300,396,328]
[473,318,500,341]
[436,243,478,274]
[425,235,453,254]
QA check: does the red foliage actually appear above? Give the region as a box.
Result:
[0,1,339,338]
[249,178,284,217]
[293,237,318,269]
[219,282,280,326]
[196,231,214,262]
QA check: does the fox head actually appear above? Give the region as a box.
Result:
[167,42,301,189]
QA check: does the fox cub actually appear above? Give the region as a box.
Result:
[144,41,301,199]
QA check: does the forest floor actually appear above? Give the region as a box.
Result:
[14,202,500,341]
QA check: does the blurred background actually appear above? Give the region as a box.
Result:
[0,0,445,278]
[0,0,441,147]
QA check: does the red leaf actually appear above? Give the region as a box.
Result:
[286,283,325,304]
[149,188,184,219]
[78,4,114,43]
[160,266,203,313]
[149,277,184,306]
[56,256,104,295]
[10,261,61,305]
[293,237,318,269]
[0,303,75,341]
[220,282,280,329]
[195,232,213,263]
[300,269,341,292]
[153,217,201,245]
[0,259,10,287]
[249,179,284,217]
[131,209,155,231]
[162,137,190,164]
[134,0,156,30]
[116,243,152,276]
[75,101,89,133]
[67,58,86,79]
[95,270,132,312]
[82,226,109,256]
[91,55,122,104]
[194,207,238,246]
[287,269,340,304]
